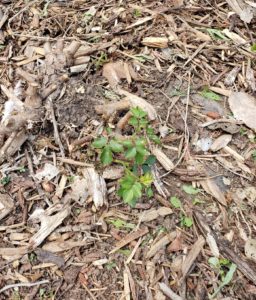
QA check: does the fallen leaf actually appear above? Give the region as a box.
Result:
[210,134,232,152]
[118,89,157,120]
[228,92,256,131]
[35,163,59,181]
[103,61,137,89]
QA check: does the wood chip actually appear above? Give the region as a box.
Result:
[181,235,205,278]
[109,227,148,254]
[146,232,176,259]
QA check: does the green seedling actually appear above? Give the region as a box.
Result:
[106,261,117,270]
[133,54,153,63]
[170,196,182,209]
[93,52,108,69]
[133,9,142,17]
[18,166,26,173]
[118,249,132,256]
[108,218,135,230]
[182,184,200,195]
[0,175,11,186]
[200,88,221,101]
[239,128,247,136]
[207,28,228,40]
[251,44,256,52]
[181,216,193,228]
[170,196,193,228]
[252,150,256,161]
[208,257,237,299]
[92,107,159,207]
[192,198,205,205]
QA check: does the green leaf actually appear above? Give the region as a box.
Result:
[208,257,220,268]
[181,216,193,228]
[182,185,200,195]
[128,116,139,127]
[92,137,107,148]
[136,145,149,156]
[200,88,221,101]
[109,140,124,153]
[119,174,136,189]
[0,176,11,186]
[219,258,230,266]
[108,218,135,229]
[170,196,182,208]
[100,146,113,165]
[140,173,153,187]
[135,152,145,164]
[122,140,133,148]
[132,182,143,198]
[122,189,134,204]
[210,263,237,299]
[106,261,117,270]
[130,107,147,119]
[125,147,137,159]
[251,43,256,52]
[139,118,148,128]
[207,28,228,40]
[144,155,156,166]
[142,164,151,173]
[135,138,146,147]
[149,134,161,144]
[146,187,154,198]
[118,249,132,256]
[222,263,237,285]
[192,198,205,205]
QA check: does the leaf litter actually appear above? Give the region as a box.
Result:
[0,0,256,299]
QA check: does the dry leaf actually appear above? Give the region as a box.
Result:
[35,163,59,181]
[210,134,232,152]
[118,89,157,120]
[103,61,136,89]
[228,92,256,131]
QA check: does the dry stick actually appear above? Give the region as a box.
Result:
[159,283,184,300]
[183,41,208,67]
[0,279,49,294]
[48,99,65,158]
[56,157,93,167]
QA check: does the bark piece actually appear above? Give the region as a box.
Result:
[110,227,148,254]
[146,232,176,259]
[181,235,205,279]
[142,37,169,48]
[29,207,70,248]
[0,193,14,221]
[42,239,89,253]
[82,167,107,209]
[138,207,173,222]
